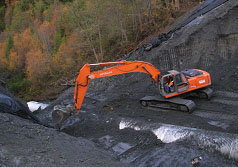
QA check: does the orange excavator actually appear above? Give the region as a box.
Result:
[52,60,212,127]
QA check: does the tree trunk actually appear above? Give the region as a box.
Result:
[98,24,103,62]
[174,0,180,10]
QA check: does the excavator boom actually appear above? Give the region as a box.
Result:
[74,60,161,112]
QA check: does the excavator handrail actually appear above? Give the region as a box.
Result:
[74,60,161,112]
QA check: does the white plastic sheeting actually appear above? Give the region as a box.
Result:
[27,101,49,112]
[119,119,238,160]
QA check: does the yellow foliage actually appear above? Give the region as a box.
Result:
[9,28,41,71]
[37,21,55,52]
[52,31,83,76]
[9,51,18,71]
[62,6,68,13]
[5,0,19,6]
[0,41,8,69]
[50,9,60,32]
[42,21,50,27]
[43,9,48,17]
[25,50,49,81]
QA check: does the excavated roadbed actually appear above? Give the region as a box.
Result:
[53,87,238,166]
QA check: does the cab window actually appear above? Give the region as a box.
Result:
[175,74,183,85]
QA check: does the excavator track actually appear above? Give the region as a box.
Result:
[196,87,213,99]
[140,88,213,113]
[140,96,196,112]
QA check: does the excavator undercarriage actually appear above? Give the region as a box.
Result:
[140,87,213,112]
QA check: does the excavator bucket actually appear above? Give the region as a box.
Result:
[51,105,74,129]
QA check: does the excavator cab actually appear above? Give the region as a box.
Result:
[159,70,189,97]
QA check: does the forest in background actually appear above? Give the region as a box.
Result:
[0,0,203,100]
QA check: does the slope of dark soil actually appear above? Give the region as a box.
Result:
[0,112,129,167]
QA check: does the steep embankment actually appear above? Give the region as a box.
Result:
[0,112,128,167]
[0,82,129,167]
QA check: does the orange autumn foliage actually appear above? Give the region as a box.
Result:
[9,29,32,71]
[5,0,20,6]
[37,21,54,53]
[52,31,83,76]
[0,41,8,69]
[9,29,40,71]
[25,50,49,81]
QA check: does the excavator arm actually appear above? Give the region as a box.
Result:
[74,60,161,112]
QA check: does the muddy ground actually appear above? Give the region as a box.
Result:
[1,0,238,166]
[52,86,238,166]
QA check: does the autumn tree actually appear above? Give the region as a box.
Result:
[10,8,32,33]
[37,21,54,53]
[25,49,49,81]
[8,28,39,71]
[5,35,13,58]
[53,25,65,52]
[52,8,65,52]
[0,1,6,31]
[0,40,8,70]
[67,0,106,62]
[52,30,88,77]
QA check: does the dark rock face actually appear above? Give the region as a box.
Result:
[0,80,47,126]
[0,81,29,118]
[0,93,21,114]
